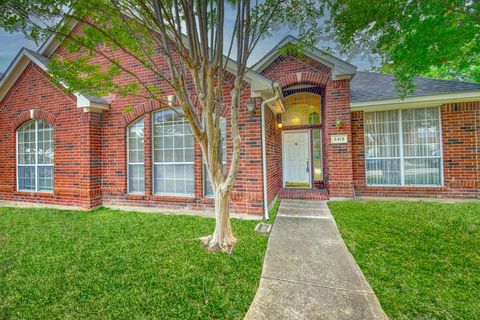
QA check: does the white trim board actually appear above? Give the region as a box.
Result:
[0,48,110,111]
[351,91,480,110]
[252,35,357,80]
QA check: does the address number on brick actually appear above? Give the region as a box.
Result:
[331,134,348,144]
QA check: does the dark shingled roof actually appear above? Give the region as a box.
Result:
[351,71,480,102]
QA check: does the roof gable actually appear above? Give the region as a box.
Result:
[0,48,109,110]
[38,17,274,97]
[252,35,357,80]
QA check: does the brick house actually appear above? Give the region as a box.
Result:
[0,34,479,218]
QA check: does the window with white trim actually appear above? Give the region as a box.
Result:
[127,119,145,193]
[17,120,54,192]
[204,117,227,197]
[364,107,442,186]
[153,109,194,195]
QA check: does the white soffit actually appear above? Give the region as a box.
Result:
[0,48,109,111]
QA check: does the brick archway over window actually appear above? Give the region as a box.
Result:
[122,100,173,126]
[277,71,330,89]
[12,109,56,131]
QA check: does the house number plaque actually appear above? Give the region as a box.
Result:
[331,134,348,144]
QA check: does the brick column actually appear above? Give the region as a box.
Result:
[81,111,103,208]
[144,112,153,196]
[324,79,354,197]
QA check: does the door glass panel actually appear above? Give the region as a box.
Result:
[312,129,323,180]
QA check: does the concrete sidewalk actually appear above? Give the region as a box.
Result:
[245,200,387,320]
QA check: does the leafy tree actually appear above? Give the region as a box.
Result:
[0,0,323,252]
[325,0,480,92]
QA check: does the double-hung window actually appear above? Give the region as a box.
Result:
[204,117,227,197]
[153,109,195,195]
[365,107,442,186]
[17,120,54,192]
[127,119,145,193]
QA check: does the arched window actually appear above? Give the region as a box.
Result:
[153,109,194,195]
[127,119,145,193]
[283,93,321,126]
[17,120,54,192]
[204,117,227,197]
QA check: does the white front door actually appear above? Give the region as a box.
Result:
[283,131,310,187]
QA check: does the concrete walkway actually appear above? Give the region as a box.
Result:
[245,200,387,320]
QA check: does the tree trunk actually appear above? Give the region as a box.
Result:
[203,189,237,252]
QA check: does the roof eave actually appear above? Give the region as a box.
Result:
[39,17,274,96]
[252,35,357,81]
[351,90,480,110]
[0,48,109,112]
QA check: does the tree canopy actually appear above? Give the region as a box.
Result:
[326,0,480,92]
[0,0,325,252]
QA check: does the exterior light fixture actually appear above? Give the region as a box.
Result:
[277,123,283,129]
[246,102,256,115]
[336,117,341,129]
[167,95,177,107]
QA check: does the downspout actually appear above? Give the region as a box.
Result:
[261,82,281,220]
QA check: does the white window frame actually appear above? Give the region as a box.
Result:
[364,106,444,187]
[16,120,54,193]
[312,128,323,181]
[127,118,145,194]
[152,109,195,197]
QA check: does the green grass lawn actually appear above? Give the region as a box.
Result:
[0,207,268,319]
[328,200,480,320]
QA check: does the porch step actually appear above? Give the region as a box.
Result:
[279,188,329,200]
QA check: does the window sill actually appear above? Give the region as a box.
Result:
[365,184,444,189]
[200,197,215,204]
[14,190,55,197]
[151,194,196,203]
[126,193,145,200]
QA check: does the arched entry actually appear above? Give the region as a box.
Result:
[281,91,324,188]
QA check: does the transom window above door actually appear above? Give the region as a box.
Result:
[283,93,321,126]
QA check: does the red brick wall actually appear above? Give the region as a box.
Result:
[4,42,477,214]
[0,64,102,208]
[324,80,354,197]
[265,105,282,206]
[96,92,263,215]
[0,63,264,214]
[261,54,354,197]
[351,102,480,199]
[0,26,264,215]
[51,25,264,215]
[260,55,331,85]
